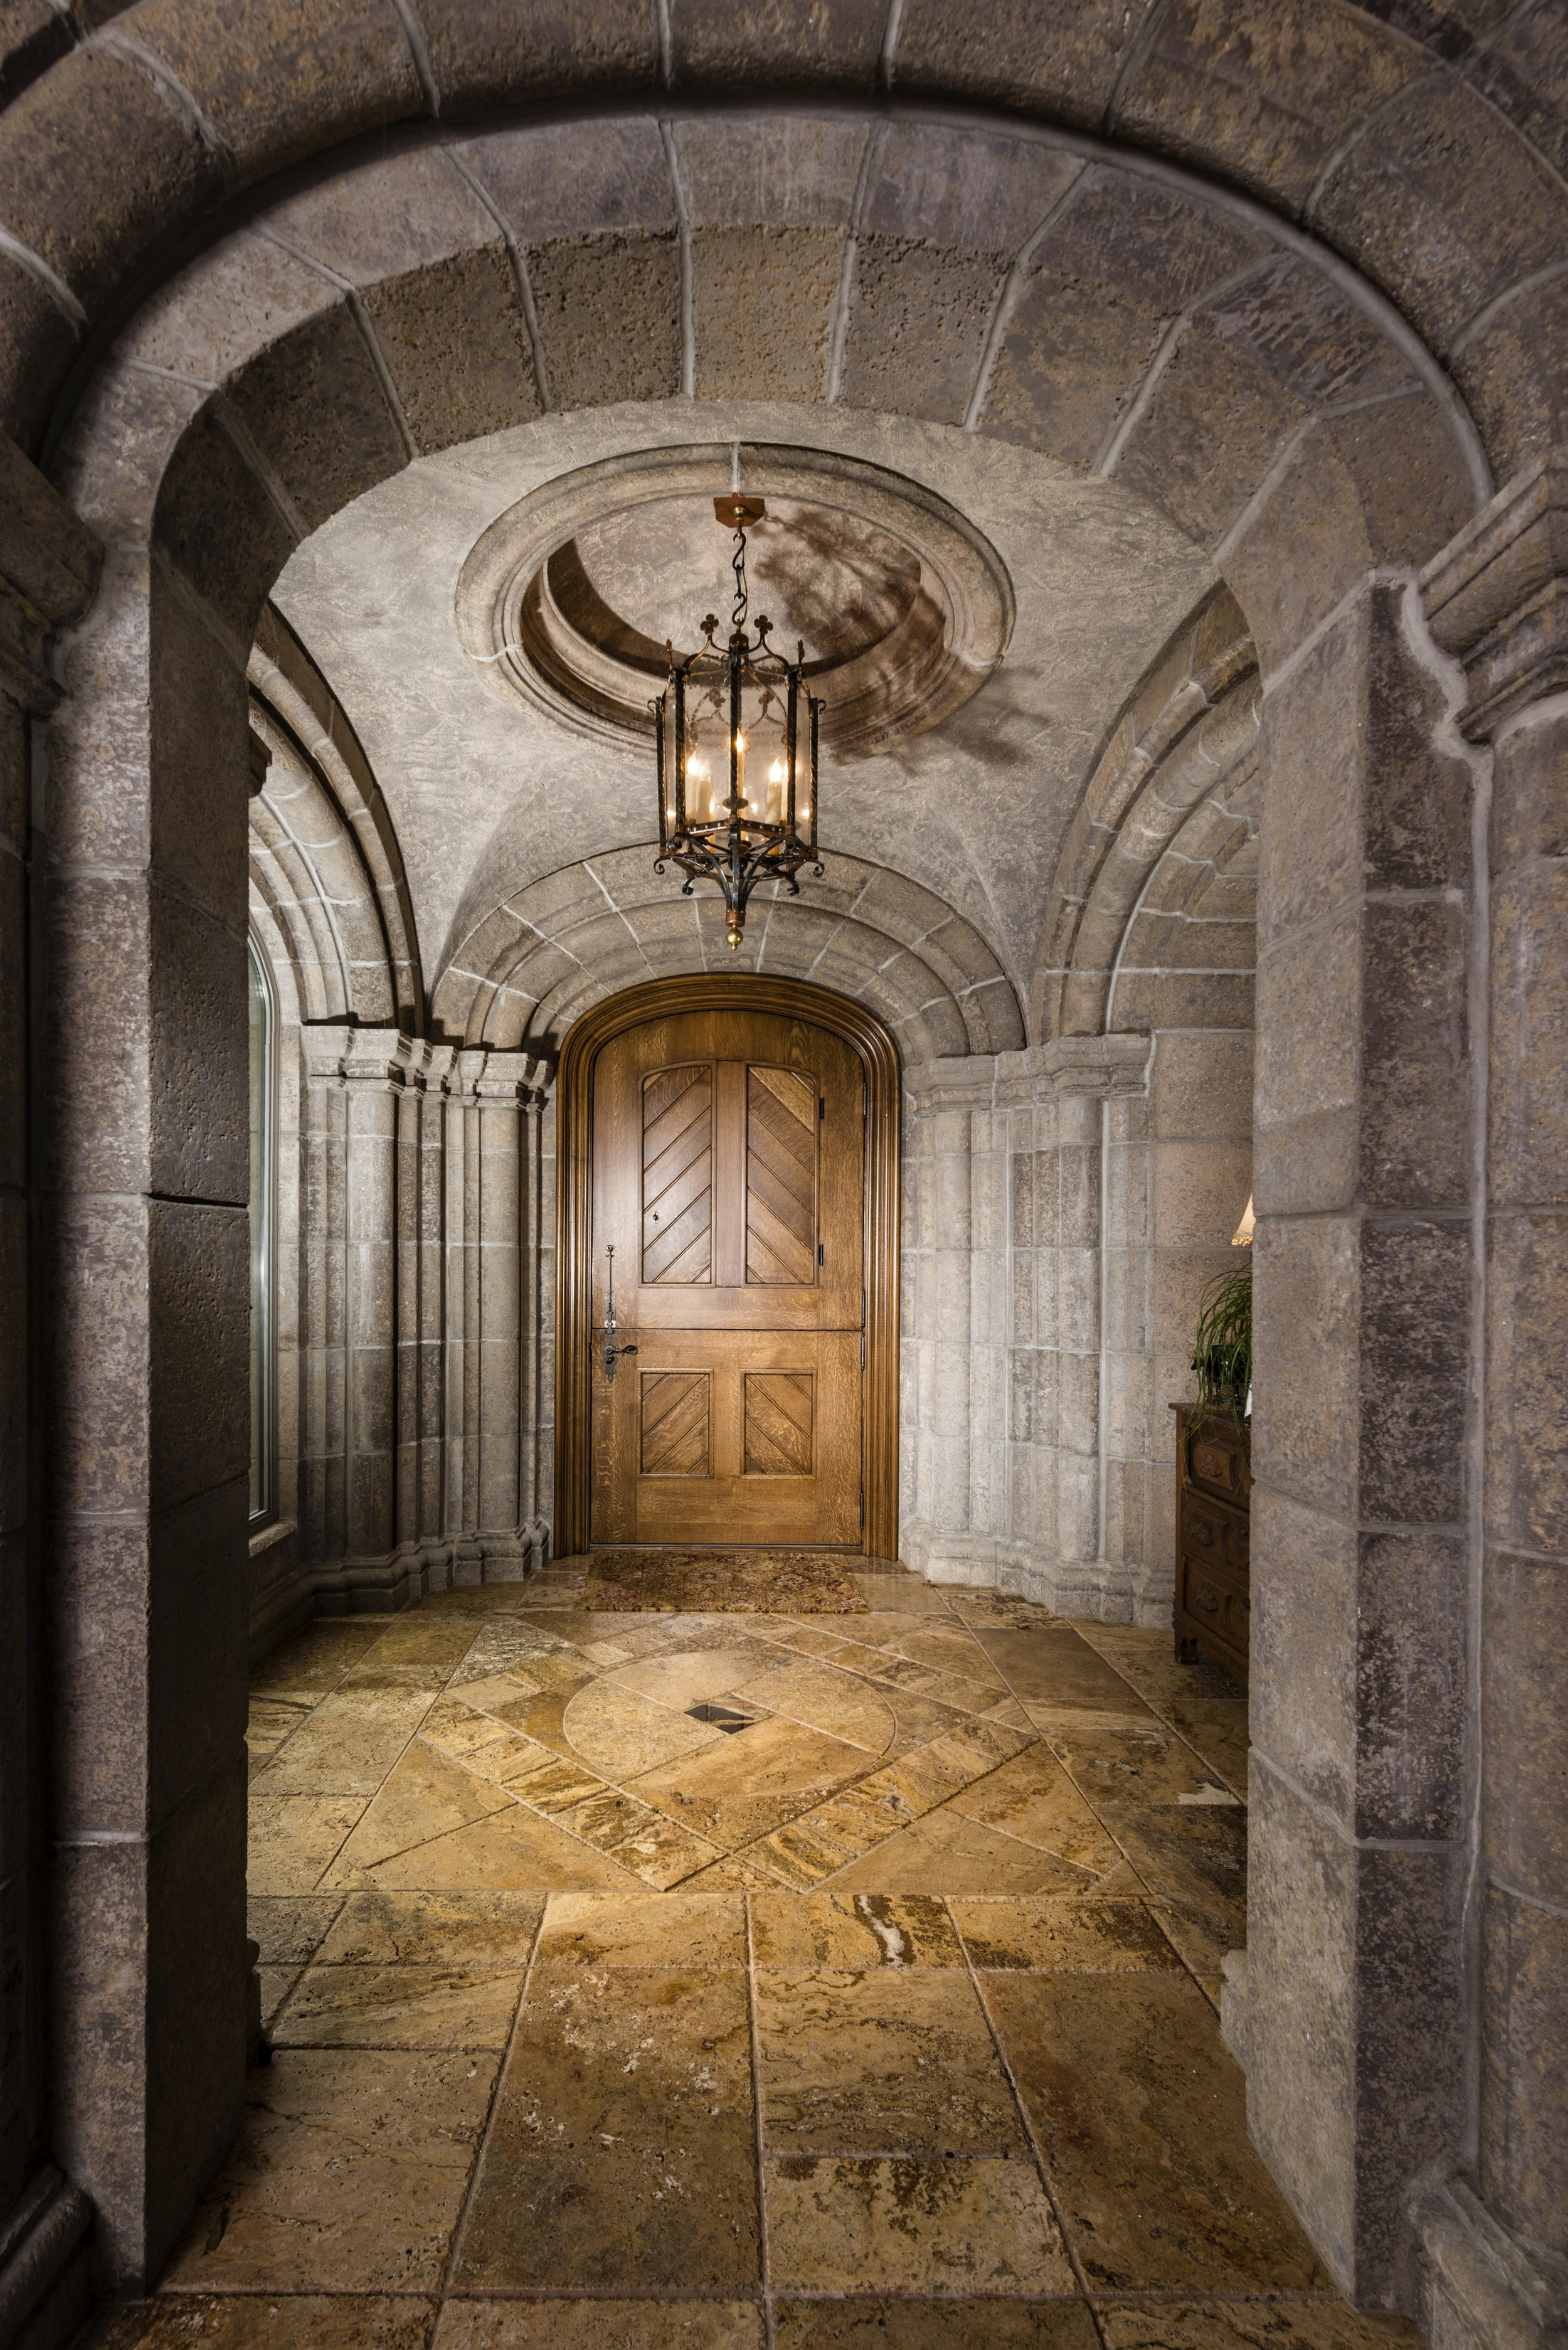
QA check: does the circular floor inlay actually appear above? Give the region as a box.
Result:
[455,444,1014,755]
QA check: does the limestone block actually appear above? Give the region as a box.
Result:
[1056,1247,1099,1356]
[129,0,422,184]
[982,269,1169,469]
[1320,395,1475,575]
[839,238,1007,425]
[1482,1548,1568,1909]
[1360,1216,1470,1526]
[47,1479,247,1840]
[416,0,655,115]
[260,149,497,285]
[362,248,539,451]
[670,0,885,88]
[154,406,298,641]
[1152,1031,1253,1140]
[1454,267,1568,484]
[149,1200,250,1508]
[457,117,674,244]
[112,226,337,387]
[692,225,842,402]
[1254,900,1359,1216]
[0,45,217,315]
[349,1445,395,1557]
[0,247,77,451]
[1246,1759,1465,2302]
[1056,1451,1098,1561]
[1360,895,1470,1211]
[1057,1352,1099,1460]
[1489,853,1568,1216]
[674,115,867,230]
[1480,1883,1568,2248]
[891,7,1148,130]
[1057,1142,1101,1247]
[52,361,204,549]
[224,307,408,533]
[1152,1138,1254,1250]
[1315,75,1568,354]
[1486,1213,1568,1558]
[1117,321,1306,551]
[1252,1215,1359,1519]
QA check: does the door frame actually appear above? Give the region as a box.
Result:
[554,974,901,1560]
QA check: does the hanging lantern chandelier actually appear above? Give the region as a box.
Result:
[652,493,825,950]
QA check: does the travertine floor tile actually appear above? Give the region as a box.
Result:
[246,1698,313,1763]
[1094,1806,1248,1970]
[352,1800,646,1891]
[1077,1625,1242,1713]
[248,1796,366,1895]
[83,2297,437,2347]
[165,2049,495,2292]
[323,1740,511,1879]
[248,1686,435,1797]
[354,1617,483,1674]
[775,2301,1098,2347]
[685,1853,794,1889]
[455,1967,760,2291]
[538,1890,746,1967]
[884,1622,1012,1684]
[247,1893,344,1964]
[952,1896,1184,1974]
[751,1892,963,1969]
[1096,2304,1421,2350]
[965,1628,1155,1713]
[249,1622,388,1700]
[560,1678,727,1777]
[258,1967,295,2028]
[315,1888,544,1965]
[756,1966,1025,2153]
[729,1656,898,1752]
[947,1747,1126,1871]
[608,1644,782,1708]
[1037,1713,1241,1805]
[631,1714,869,1812]
[1160,1698,1250,1800]
[827,1809,1101,1895]
[766,2155,1075,2292]
[434,2302,765,2347]
[273,1961,523,2048]
[985,1972,1327,2291]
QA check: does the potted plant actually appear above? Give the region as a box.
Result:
[1189,1262,1252,1440]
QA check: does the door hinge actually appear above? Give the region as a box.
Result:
[861,1078,867,1119]
[860,1331,866,1369]
[818,1242,824,1266]
[861,1286,866,1329]
[819,1095,825,1120]
[859,1487,865,1531]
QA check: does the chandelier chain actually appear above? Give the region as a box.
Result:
[730,523,749,635]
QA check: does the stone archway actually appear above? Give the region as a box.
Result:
[0,53,1559,2350]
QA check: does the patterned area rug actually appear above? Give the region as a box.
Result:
[581,1548,869,1615]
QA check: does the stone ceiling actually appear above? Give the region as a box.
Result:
[272,397,1217,999]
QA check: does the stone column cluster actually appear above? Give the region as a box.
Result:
[1418,452,1568,2350]
[900,1036,1152,1615]
[265,1028,553,1634]
[0,439,101,2347]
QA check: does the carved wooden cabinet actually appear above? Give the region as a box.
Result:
[1172,1402,1251,1686]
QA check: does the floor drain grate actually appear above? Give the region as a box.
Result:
[686,1703,757,1734]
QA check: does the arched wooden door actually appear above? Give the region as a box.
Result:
[555,977,899,1559]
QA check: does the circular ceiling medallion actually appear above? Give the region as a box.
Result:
[455,443,1014,755]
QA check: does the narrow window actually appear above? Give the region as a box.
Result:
[248,937,275,1524]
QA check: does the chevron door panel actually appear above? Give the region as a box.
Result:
[640,1370,711,1475]
[642,1063,713,1284]
[743,1371,814,1475]
[746,1065,816,1285]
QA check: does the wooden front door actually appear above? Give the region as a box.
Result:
[589,1003,865,1546]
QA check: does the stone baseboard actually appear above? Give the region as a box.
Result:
[248,1519,310,1662]
[0,2167,93,2350]
[1416,2177,1568,2350]
[900,1521,1173,1625]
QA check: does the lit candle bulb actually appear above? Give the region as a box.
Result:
[734,730,748,809]
[767,758,785,824]
[688,753,709,823]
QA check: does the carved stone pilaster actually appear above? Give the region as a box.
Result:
[1421,447,1568,738]
[0,439,100,715]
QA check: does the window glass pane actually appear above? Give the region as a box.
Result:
[248,941,270,1520]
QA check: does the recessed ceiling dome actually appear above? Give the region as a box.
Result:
[455,444,1014,755]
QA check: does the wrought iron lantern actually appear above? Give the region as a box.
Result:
[652,493,825,950]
